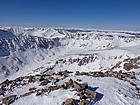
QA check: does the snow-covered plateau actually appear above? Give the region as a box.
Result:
[0,27,140,105]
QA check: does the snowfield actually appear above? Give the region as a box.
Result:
[10,76,140,105]
[0,27,140,105]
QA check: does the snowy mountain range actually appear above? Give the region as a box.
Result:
[0,27,140,105]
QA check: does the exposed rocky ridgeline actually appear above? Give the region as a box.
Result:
[0,70,140,105]
[41,55,140,76]
[111,56,140,71]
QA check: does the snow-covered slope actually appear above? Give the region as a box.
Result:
[0,27,140,105]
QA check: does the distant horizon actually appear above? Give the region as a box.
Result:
[1,25,140,32]
[0,0,140,31]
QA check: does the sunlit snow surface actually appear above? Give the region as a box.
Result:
[0,27,140,105]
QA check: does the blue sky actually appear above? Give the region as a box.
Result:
[0,0,140,30]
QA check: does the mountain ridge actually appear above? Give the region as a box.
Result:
[0,26,140,105]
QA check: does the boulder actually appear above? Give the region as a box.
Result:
[58,70,72,77]
[81,82,88,90]
[39,77,45,82]
[73,81,83,91]
[2,95,17,105]
[28,76,36,83]
[48,76,54,80]
[36,91,43,96]
[29,87,36,91]
[63,70,69,77]
[123,63,134,71]
[20,91,32,97]
[61,79,75,89]
[85,89,96,101]
[61,82,69,89]
[0,87,5,96]
[68,79,74,87]
[54,78,60,83]
[2,79,9,84]
[48,86,60,91]
[75,71,80,75]
[64,98,74,105]
[0,90,5,96]
[36,89,43,96]
[39,79,49,86]
[1,79,9,87]
[15,77,24,82]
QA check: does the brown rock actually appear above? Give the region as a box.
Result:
[36,89,43,96]
[2,95,16,105]
[129,81,136,86]
[63,70,69,77]
[80,72,89,76]
[75,71,80,75]
[1,79,9,87]
[36,91,43,96]
[68,79,74,87]
[55,78,60,82]
[29,87,36,91]
[15,77,24,82]
[35,74,41,77]
[61,82,69,89]
[39,77,45,82]
[123,63,134,71]
[0,90,5,96]
[58,70,72,77]
[28,76,36,83]
[73,81,83,91]
[39,79,49,86]
[136,86,140,93]
[81,82,88,90]
[20,91,32,97]
[85,89,96,100]
[48,76,54,80]
[65,98,74,105]
[48,86,60,91]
